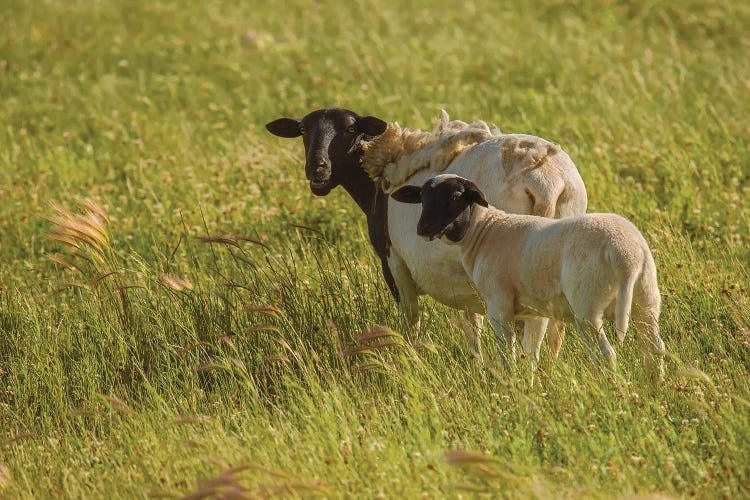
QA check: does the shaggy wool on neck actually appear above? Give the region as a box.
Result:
[361,110,501,193]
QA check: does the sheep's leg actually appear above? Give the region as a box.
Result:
[487,301,516,367]
[386,253,421,333]
[546,319,565,357]
[573,315,617,371]
[521,317,548,385]
[490,316,516,367]
[460,311,484,362]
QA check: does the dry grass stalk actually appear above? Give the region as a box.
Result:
[2,432,32,447]
[160,273,194,291]
[47,253,76,270]
[257,481,327,496]
[184,463,323,500]
[246,324,281,334]
[246,305,282,317]
[358,326,402,342]
[263,353,290,363]
[676,366,714,387]
[99,394,136,415]
[198,234,269,250]
[170,415,211,425]
[339,339,402,357]
[413,341,439,353]
[286,223,324,235]
[445,450,530,484]
[340,327,404,358]
[444,450,501,467]
[92,270,121,287]
[178,341,212,356]
[350,360,391,374]
[0,464,11,489]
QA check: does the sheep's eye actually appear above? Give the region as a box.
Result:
[347,125,356,134]
[299,125,306,134]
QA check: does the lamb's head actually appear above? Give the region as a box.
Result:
[391,174,488,243]
[265,108,387,196]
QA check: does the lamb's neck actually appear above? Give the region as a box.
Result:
[458,205,504,273]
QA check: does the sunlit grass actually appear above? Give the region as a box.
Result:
[1,0,749,497]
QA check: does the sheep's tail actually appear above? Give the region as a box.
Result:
[615,276,636,343]
[529,183,562,218]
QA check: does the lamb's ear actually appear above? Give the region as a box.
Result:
[391,185,423,204]
[356,116,388,136]
[464,182,488,207]
[266,118,302,138]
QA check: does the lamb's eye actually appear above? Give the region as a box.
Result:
[299,125,306,134]
[347,125,356,134]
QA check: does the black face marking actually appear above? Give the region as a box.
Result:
[266,108,398,301]
[393,176,488,243]
[266,108,387,196]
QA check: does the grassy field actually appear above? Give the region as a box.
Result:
[1,0,749,497]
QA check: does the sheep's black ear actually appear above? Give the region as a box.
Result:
[356,116,388,136]
[266,118,302,138]
[464,182,488,207]
[391,185,423,204]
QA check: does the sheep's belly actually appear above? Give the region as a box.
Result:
[413,257,485,311]
[515,294,574,322]
[404,238,484,311]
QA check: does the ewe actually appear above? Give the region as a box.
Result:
[392,174,665,379]
[266,108,587,360]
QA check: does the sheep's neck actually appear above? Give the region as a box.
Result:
[341,164,381,215]
[339,161,399,301]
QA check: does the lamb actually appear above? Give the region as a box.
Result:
[391,174,665,379]
[265,108,588,360]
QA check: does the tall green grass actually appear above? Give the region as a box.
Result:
[1,0,749,497]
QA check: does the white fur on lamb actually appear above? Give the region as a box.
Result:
[444,182,664,379]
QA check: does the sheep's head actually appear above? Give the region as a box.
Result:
[391,174,488,243]
[266,108,387,196]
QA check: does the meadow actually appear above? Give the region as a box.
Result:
[1,0,749,497]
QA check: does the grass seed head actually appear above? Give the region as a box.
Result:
[160,273,194,291]
[43,200,113,273]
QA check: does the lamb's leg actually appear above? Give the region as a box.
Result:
[546,319,565,357]
[461,311,484,362]
[487,301,516,367]
[574,314,617,371]
[521,317,549,384]
[386,253,421,333]
[633,307,665,381]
